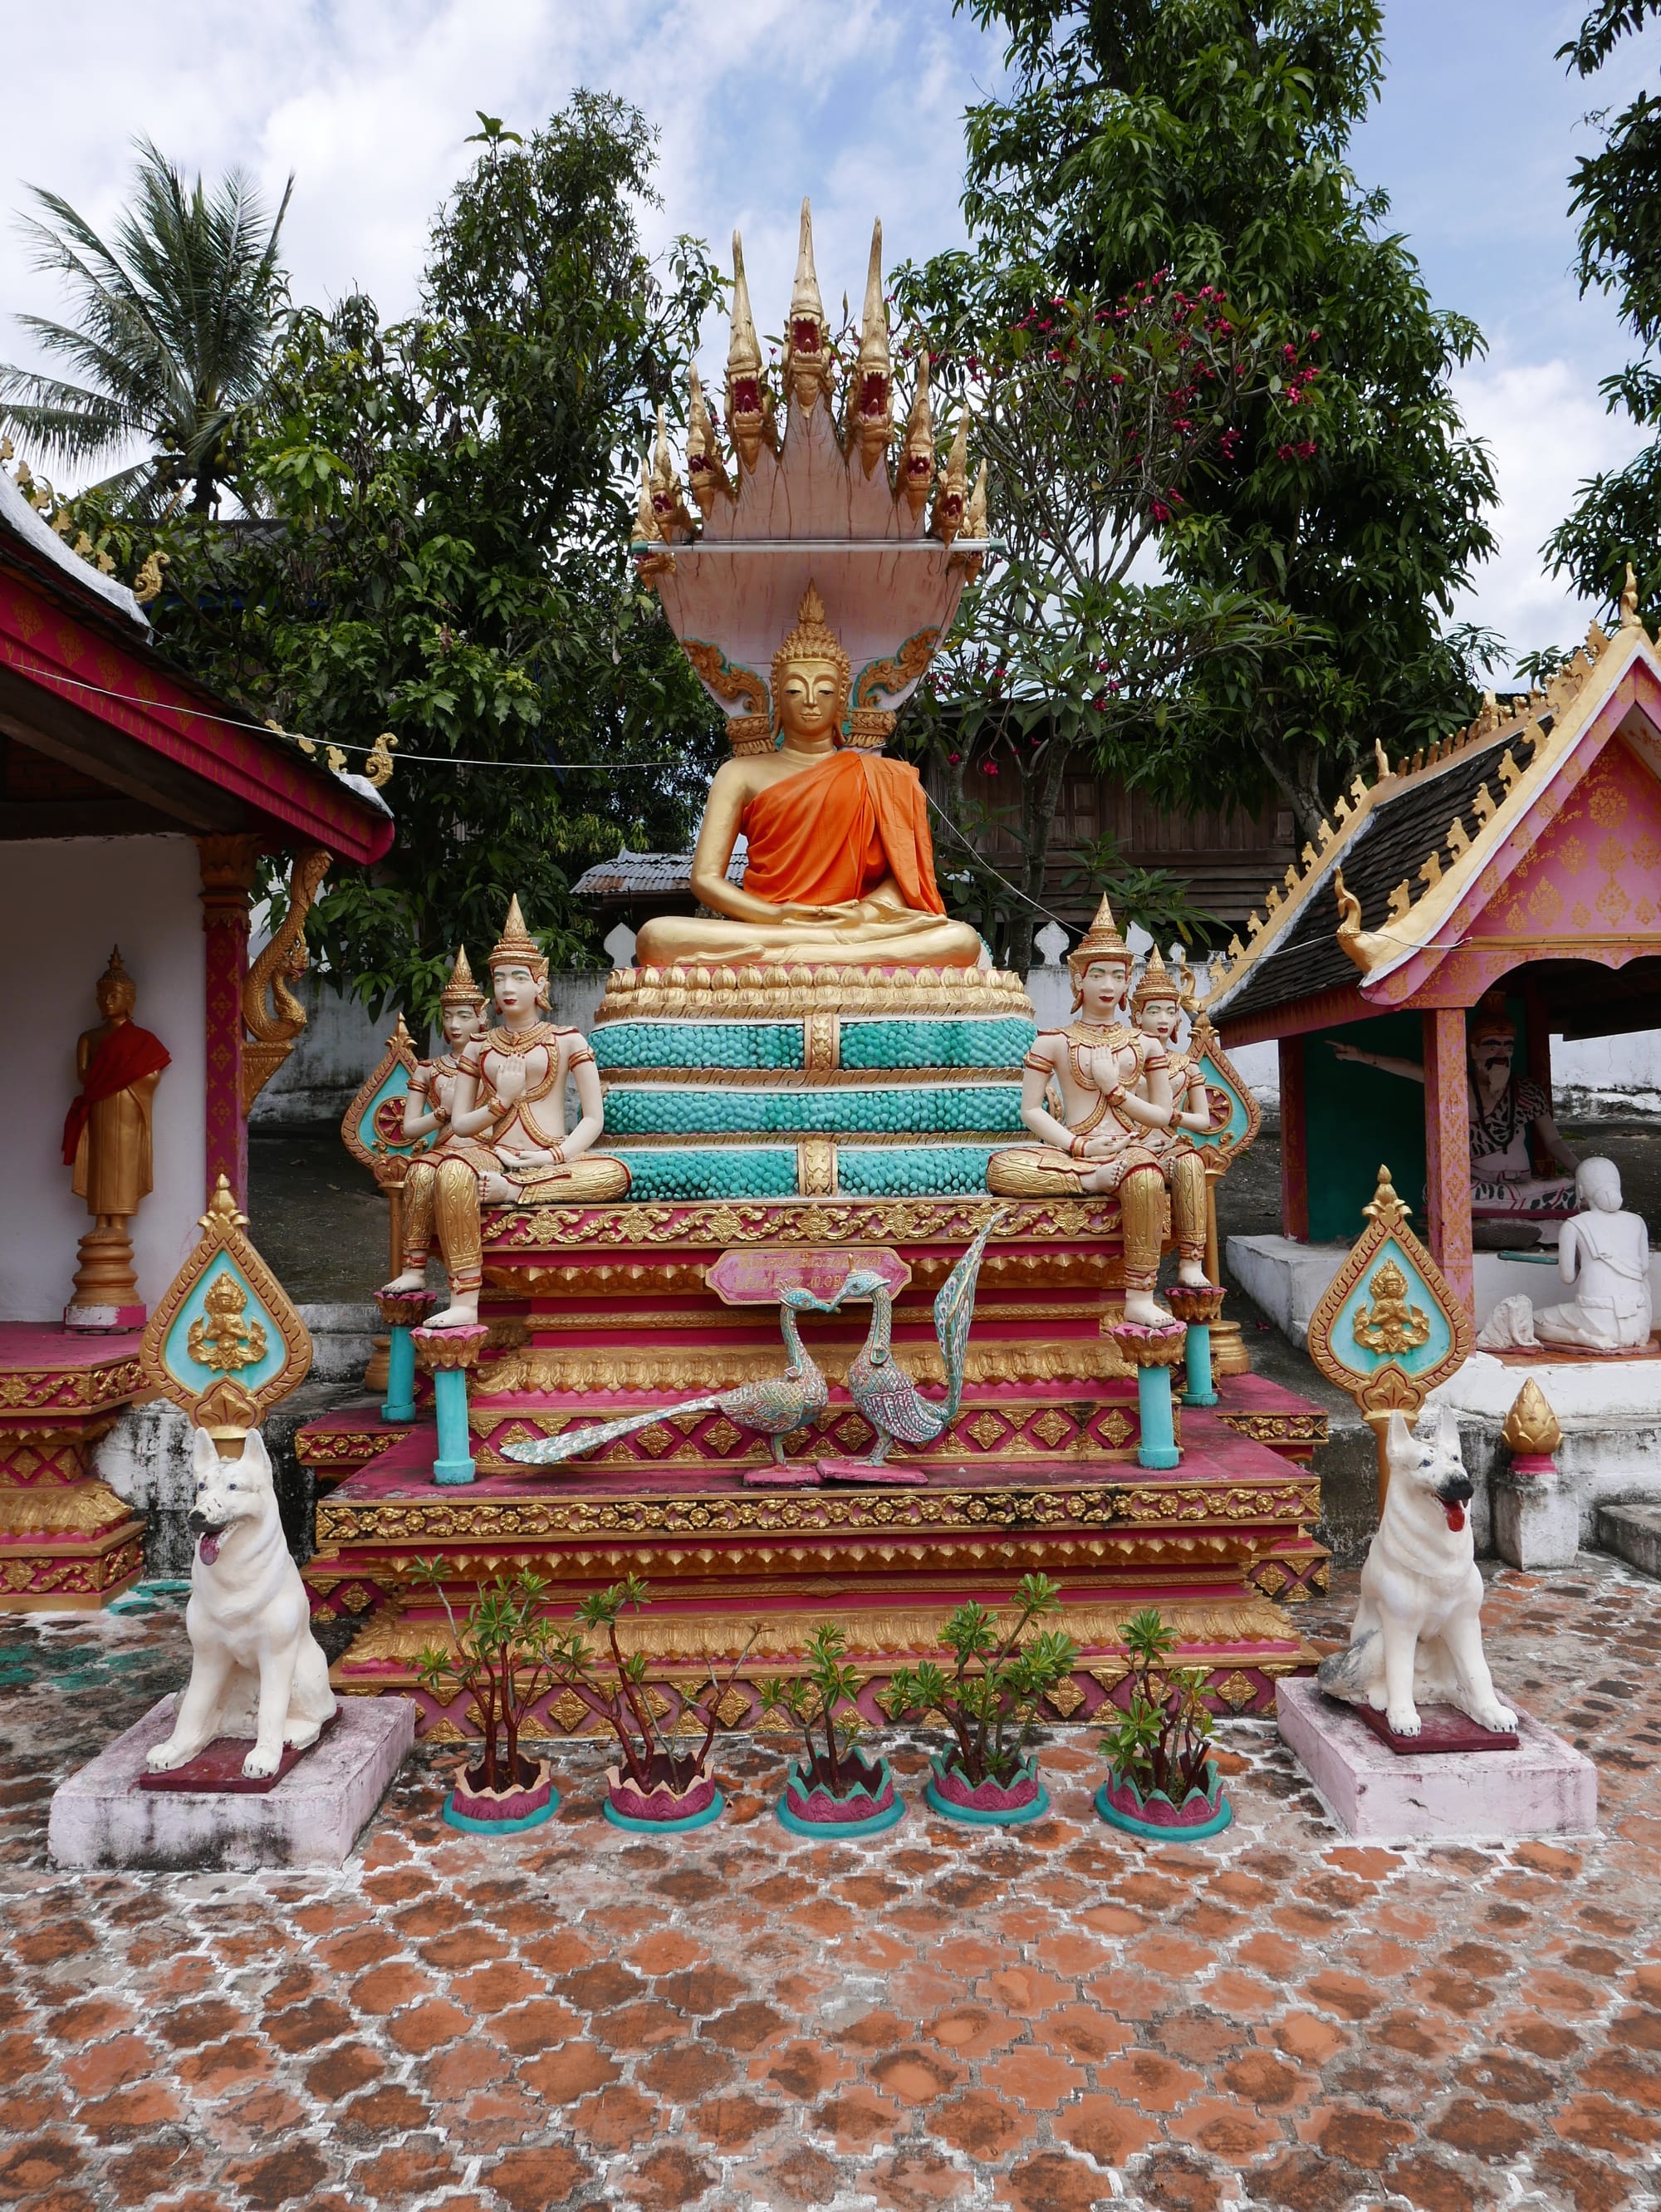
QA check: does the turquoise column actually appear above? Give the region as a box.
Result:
[414,1323,486,1486]
[1182,1323,1218,1408]
[375,1290,434,1425]
[1135,1364,1181,1470]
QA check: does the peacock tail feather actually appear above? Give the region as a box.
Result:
[933,1209,1006,1420]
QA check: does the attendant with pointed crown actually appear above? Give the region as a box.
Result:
[399,946,488,1155]
[385,896,630,1328]
[1131,947,1215,1140]
[987,900,1212,1323]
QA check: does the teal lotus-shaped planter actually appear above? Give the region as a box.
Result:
[604,1756,724,1833]
[924,1750,1051,1827]
[1095,1760,1232,1840]
[443,1757,559,1834]
[777,1753,904,1838]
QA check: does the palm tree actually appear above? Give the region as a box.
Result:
[0,139,292,514]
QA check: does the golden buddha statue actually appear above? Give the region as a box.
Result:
[986,902,1210,1325]
[635,586,983,972]
[387,899,630,1328]
[62,947,171,1325]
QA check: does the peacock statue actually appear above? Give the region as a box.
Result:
[500,1284,831,1479]
[817,1209,1007,1473]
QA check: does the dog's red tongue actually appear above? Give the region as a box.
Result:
[1443,1502,1467,1533]
[198,1532,220,1565]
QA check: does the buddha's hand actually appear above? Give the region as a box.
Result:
[777,901,860,925]
[1081,1132,1128,1160]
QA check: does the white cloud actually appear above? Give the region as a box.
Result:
[1448,349,1649,675]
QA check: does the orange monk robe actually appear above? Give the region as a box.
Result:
[737,749,947,914]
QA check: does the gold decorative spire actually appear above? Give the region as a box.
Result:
[488,894,545,974]
[930,412,968,546]
[726,231,768,468]
[850,218,893,473]
[439,946,484,1009]
[635,451,660,543]
[1621,561,1642,630]
[649,405,691,537]
[784,198,830,410]
[901,353,934,517]
[1066,895,1131,974]
[1502,1376,1562,1457]
[963,459,988,542]
[685,365,730,508]
[1361,1161,1411,1231]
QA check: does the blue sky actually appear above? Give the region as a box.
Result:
[2,0,1653,672]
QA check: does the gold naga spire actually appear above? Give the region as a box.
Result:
[726,230,770,468]
[784,196,831,410]
[1620,561,1643,630]
[929,412,969,546]
[635,450,661,543]
[684,365,731,509]
[649,405,692,537]
[963,459,989,541]
[849,218,893,473]
[901,351,934,517]
[439,945,484,1009]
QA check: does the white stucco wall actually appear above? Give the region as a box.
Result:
[1,836,206,1322]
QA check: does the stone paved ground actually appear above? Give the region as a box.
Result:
[3,1562,1661,2212]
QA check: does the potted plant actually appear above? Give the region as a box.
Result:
[413,1561,561,1834]
[547,1576,757,1833]
[760,1624,904,1838]
[889,1574,1079,1827]
[1096,1608,1232,1839]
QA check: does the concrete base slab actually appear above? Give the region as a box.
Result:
[1492,1471,1582,1569]
[48,1693,415,1869]
[1598,1501,1661,1579]
[1276,1676,1596,1842]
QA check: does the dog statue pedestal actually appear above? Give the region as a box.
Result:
[1276,1678,1595,1841]
[48,1694,414,1868]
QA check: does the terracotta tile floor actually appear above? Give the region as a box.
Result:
[3,1561,1661,2211]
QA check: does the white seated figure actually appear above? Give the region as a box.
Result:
[1533,1157,1653,1353]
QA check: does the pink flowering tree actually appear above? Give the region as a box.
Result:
[894,266,1324,969]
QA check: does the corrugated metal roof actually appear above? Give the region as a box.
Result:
[574,840,748,898]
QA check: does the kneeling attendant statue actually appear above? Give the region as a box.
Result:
[987,901,1210,1326]
[385,897,630,1328]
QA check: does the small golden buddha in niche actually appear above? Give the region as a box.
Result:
[635,586,983,970]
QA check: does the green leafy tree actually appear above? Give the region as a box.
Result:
[0,139,292,514]
[951,0,1502,838]
[889,1573,1078,1787]
[892,267,1298,967]
[52,95,724,1023]
[1544,2,1661,620]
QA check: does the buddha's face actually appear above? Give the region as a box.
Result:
[97,978,135,1022]
[1075,959,1129,1023]
[778,656,843,747]
[493,963,541,1024]
[1139,993,1181,1043]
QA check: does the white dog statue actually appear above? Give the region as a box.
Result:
[1318,1407,1516,1739]
[146,1426,337,1780]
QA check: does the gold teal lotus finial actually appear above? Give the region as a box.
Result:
[850,218,893,474]
[685,364,730,510]
[727,229,768,468]
[901,351,933,517]
[930,411,969,547]
[785,197,830,411]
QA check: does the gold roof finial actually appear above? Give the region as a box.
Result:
[726,230,769,469]
[1620,561,1642,630]
[685,365,731,509]
[649,404,691,537]
[1066,895,1131,974]
[850,218,894,473]
[1361,1162,1410,1231]
[964,459,989,541]
[930,412,969,546]
[635,450,660,544]
[439,945,485,1009]
[901,352,934,517]
[785,198,830,410]
[1502,1376,1562,1457]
